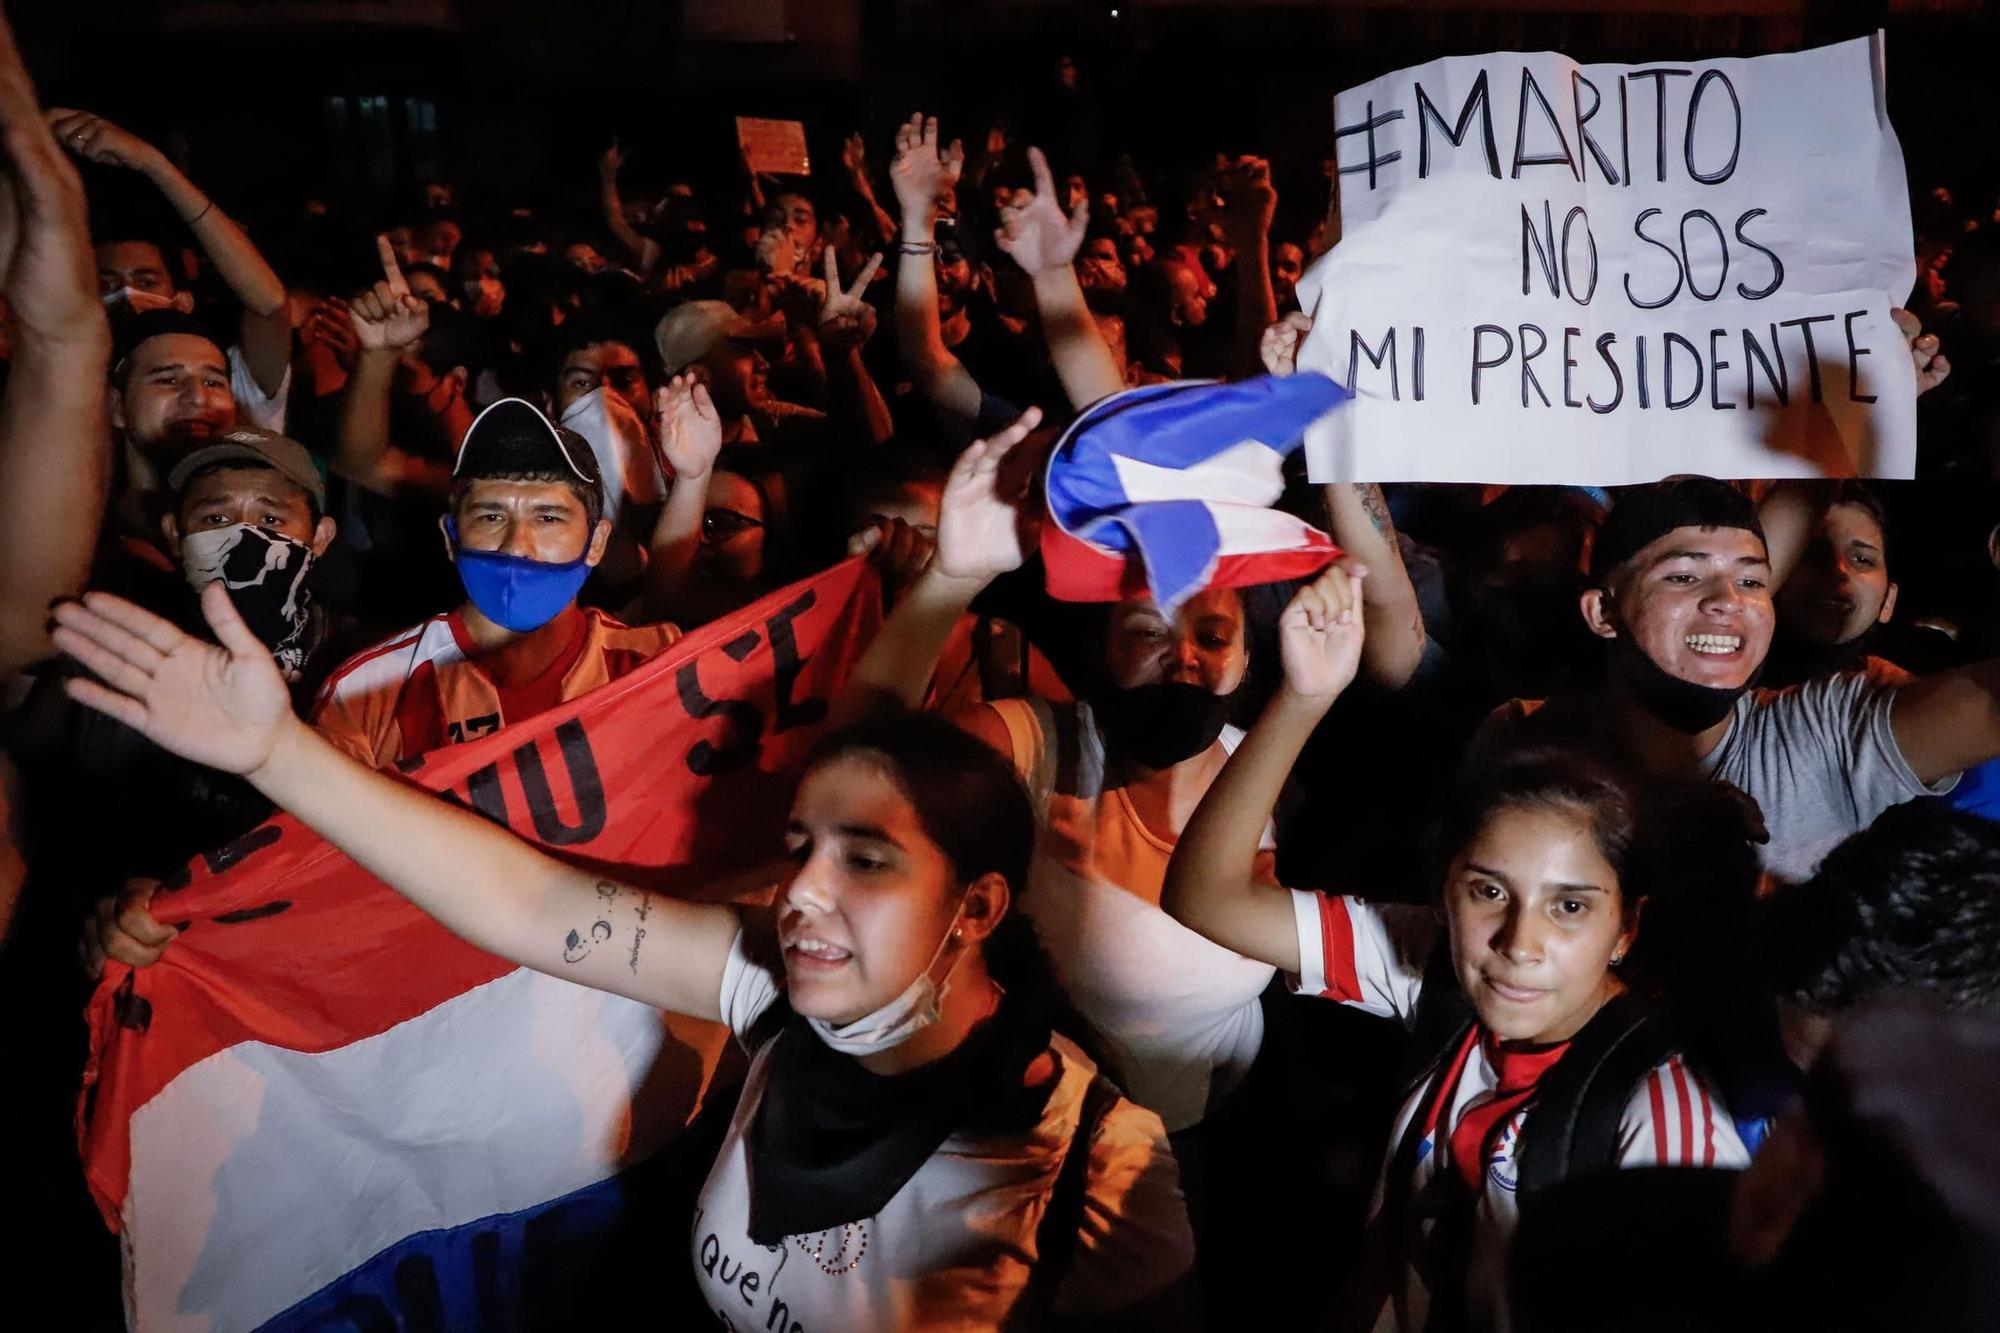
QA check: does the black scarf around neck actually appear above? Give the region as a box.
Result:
[745,991,1054,1245]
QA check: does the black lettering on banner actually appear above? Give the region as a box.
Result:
[514,719,608,846]
[1636,335,1652,409]
[463,763,509,826]
[1415,71,1499,179]
[393,1253,444,1333]
[766,590,827,733]
[1625,209,1684,310]
[1523,201,1559,297]
[201,824,282,875]
[114,971,152,1033]
[678,662,765,776]
[1562,328,1583,408]
[723,630,760,663]
[1519,324,1551,407]
[1335,100,1404,189]
[1587,333,1624,413]
[1470,325,1513,405]
[1733,210,1784,299]
[1618,76,1632,188]
[1570,71,1622,184]
[1779,314,1835,402]
[1743,325,1789,407]
[1347,328,1401,400]
[1843,309,1878,403]
[1708,329,1736,410]
[1627,68,1693,183]
[1511,67,1579,179]
[1562,207,1598,304]
[1664,332,1704,409]
[1412,327,1426,400]
[1683,70,1742,184]
[1680,210,1729,301]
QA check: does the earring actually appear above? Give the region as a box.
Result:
[950,928,962,943]
[1609,952,1625,966]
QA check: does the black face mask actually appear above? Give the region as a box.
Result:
[1608,632,1759,734]
[1091,680,1237,770]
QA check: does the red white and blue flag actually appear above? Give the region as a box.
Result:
[1041,375,1349,617]
[77,562,880,1332]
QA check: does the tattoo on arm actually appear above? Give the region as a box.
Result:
[1353,483,1392,538]
[560,880,655,971]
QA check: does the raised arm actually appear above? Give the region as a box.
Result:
[840,131,898,249]
[996,147,1123,410]
[0,24,111,683]
[639,373,725,624]
[53,584,742,1019]
[49,108,290,396]
[597,139,657,274]
[1890,659,2000,788]
[818,246,893,445]
[1263,313,1425,688]
[888,113,982,422]
[1160,564,1365,970]
[1211,156,1279,378]
[332,236,448,497]
[831,405,1042,727]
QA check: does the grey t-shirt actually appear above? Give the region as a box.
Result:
[1487,665,1956,883]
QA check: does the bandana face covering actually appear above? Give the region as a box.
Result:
[1608,632,1759,734]
[1091,680,1237,770]
[446,518,592,633]
[179,524,316,676]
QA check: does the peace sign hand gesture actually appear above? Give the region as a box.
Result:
[994,146,1088,278]
[349,233,429,354]
[818,247,882,350]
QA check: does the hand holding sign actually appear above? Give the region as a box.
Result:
[350,234,429,354]
[1892,307,1951,395]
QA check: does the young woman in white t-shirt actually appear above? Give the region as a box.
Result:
[52,588,1196,1331]
[1160,569,1748,1333]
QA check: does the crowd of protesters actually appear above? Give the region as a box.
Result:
[3,11,1999,1330]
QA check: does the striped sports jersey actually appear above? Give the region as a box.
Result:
[312,607,679,769]
[1289,890,1747,1332]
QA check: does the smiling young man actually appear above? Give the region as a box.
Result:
[1485,478,2000,883]
[312,397,680,768]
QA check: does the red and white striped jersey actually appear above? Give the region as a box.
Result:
[311,607,678,769]
[1289,889,1747,1332]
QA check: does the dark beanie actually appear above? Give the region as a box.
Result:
[1588,478,1765,585]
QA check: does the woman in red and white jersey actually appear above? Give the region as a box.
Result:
[1162,567,1748,1333]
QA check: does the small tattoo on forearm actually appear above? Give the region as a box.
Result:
[628,927,647,973]
[563,917,614,964]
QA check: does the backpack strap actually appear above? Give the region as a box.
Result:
[1515,992,1682,1201]
[1005,1069,1123,1331]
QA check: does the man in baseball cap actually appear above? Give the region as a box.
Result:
[313,397,680,768]
[653,298,826,447]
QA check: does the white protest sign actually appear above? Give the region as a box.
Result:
[1298,35,1916,485]
[736,116,811,177]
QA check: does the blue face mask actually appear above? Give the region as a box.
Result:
[446,518,593,632]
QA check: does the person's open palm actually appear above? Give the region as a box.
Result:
[889,113,963,218]
[935,406,1043,584]
[52,583,293,777]
[1277,562,1367,704]
[994,147,1087,277]
[654,373,722,482]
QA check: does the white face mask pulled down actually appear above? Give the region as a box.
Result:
[806,899,973,1057]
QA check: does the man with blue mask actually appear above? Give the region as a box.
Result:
[312,397,681,769]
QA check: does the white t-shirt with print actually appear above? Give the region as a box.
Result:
[690,932,1194,1332]
[1290,892,1748,1333]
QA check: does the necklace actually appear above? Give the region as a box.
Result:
[790,1220,870,1276]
